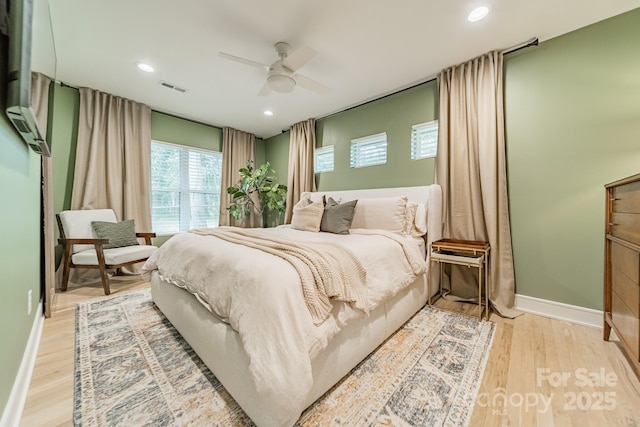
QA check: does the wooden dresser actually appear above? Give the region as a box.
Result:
[604,173,640,377]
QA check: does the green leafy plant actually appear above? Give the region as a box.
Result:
[226,161,288,221]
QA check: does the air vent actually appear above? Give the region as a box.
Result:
[159,80,188,93]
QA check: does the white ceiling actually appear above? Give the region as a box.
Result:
[42,0,640,139]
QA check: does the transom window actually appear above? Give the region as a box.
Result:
[314,145,334,173]
[411,120,439,160]
[350,132,387,168]
[150,141,222,234]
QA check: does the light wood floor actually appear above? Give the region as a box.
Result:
[20,277,640,427]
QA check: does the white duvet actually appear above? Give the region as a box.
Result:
[141,226,426,426]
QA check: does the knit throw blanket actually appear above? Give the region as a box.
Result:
[191,227,368,325]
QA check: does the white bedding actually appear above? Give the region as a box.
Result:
[141,226,426,425]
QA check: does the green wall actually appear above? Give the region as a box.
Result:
[504,9,640,310]
[0,35,42,417]
[264,9,640,310]
[264,131,291,185]
[151,110,266,163]
[315,82,438,191]
[50,84,79,263]
[262,132,290,226]
[264,82,439,191]
[151,111,222,151]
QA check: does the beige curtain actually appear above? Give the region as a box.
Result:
[219,127,257,227]
[284,119,316,223]
[435,51,521,318]
[71,87,152,231]
[64,88,151,286]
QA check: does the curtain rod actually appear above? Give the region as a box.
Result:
[502,37,539,55]
[57,81,232,134]
[315,36,539,123]
[151,109,224,132]
[314,76,437,123]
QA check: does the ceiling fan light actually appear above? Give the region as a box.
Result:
[267,74,296,93]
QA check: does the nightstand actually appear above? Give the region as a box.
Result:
[429,238,491,320]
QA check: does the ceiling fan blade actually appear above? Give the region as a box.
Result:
[258,82,271,96]
[282,45,316,72]
[218,52,269,70]
[295,74,330,95]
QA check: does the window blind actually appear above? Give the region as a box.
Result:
[350,132,387,168]
[314,145,334,173]
[151,141,222,234]
[411,121,439,160]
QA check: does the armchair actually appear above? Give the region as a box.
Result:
[56,209,157,295]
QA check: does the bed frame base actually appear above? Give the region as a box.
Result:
[152,273,430,426]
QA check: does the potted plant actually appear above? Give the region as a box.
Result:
[226,160,287,226]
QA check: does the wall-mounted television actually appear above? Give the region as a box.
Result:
[3,0,51,156]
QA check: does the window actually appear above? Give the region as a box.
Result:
[151,141,222,234]
[314,145,334,173]
[411,120,439,160]
[350,132,387,168]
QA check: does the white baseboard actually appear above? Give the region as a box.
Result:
[0,303,44,427]
[514,294,603,329]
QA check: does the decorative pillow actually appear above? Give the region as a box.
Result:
[290,198,324,232]
[414,203,427,235]
[404,202,417,235]
[350,196,408,234]
[404,202,428,237]
[320,197,358,235]
[91,220,139,249]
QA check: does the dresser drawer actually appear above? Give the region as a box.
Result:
[612,293,640,361]
[611,242,639,284]
[610,212,640,246]
[612,269,639,318]
[612,180,640,213]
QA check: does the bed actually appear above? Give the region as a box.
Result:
[142,184,442,426]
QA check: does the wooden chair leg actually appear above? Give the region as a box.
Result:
[95,247,110,295]
[61,247,72,292]
[98,265,110,295]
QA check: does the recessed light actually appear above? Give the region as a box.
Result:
[136,62,155,73]
[468,6,489,22]
[264,110,274,116]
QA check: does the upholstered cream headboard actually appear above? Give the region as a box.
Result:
[301,184,443,256]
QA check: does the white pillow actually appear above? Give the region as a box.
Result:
[290,197,324,232]
[404,202,427,237]
[350,196,408,234]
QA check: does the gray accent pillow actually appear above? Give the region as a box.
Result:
[320,197,358,235]
[91,220,139,249]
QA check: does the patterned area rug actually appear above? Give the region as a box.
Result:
[74,289,495,426]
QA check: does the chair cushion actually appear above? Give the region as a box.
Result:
[72,245,157,266]
[59,209,117,253]
[91,219,139,249]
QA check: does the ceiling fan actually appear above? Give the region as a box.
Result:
[219,42,331,96]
